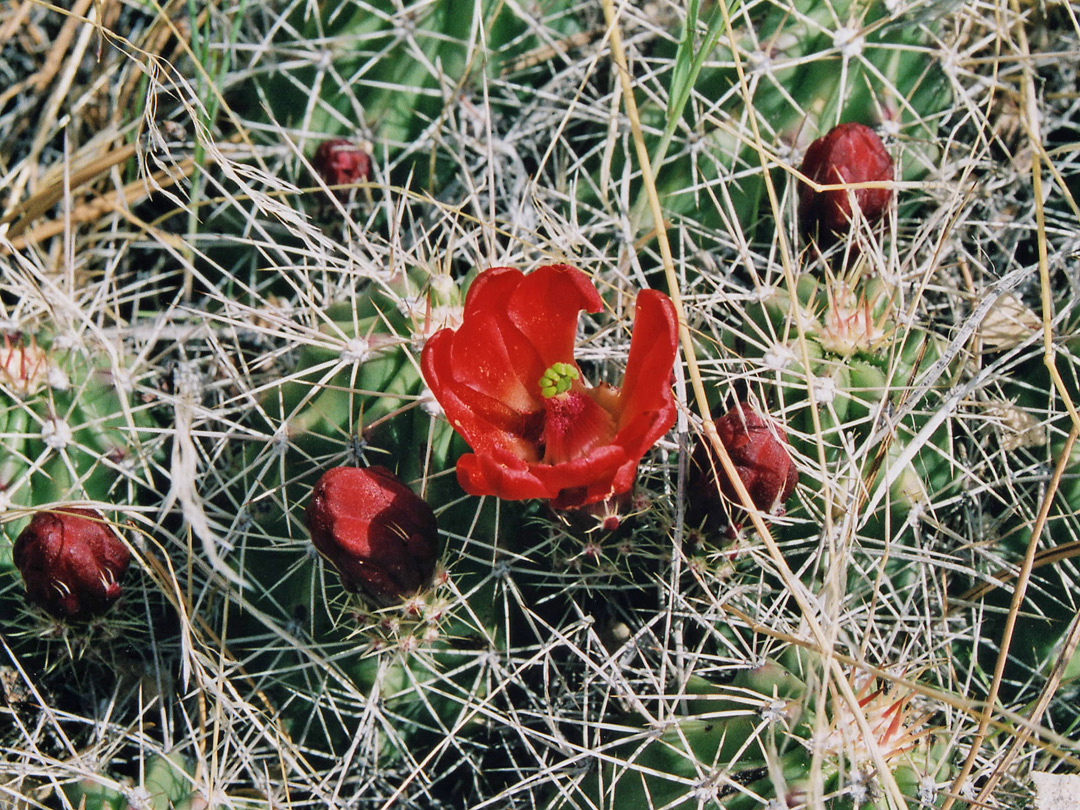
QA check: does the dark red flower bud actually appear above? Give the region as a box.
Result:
[688,403,797,535]
[312,139,371,198]
[12,508,131,619]
[798,123,893,245]
[306,467,438,605]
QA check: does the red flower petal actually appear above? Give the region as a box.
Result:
[460,265,603,368]
[615,289,679,434]
[539,389,617,466]
[528,443,626,497]
[456,442,628,506]
[422,329,542,458]
[448,308,542,413]
[456,448,554,501]
[453,270,547,406]
[503,264,603,367]
[423,265,601,449]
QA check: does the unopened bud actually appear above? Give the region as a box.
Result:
[306,467,438,605]
[798,123,893,246]
[13,508,131,619]
[312,139,372,199]
[1,333,50,397]
[688,402,798,534]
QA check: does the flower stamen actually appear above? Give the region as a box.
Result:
[539,362,580,398]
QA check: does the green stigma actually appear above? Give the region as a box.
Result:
[538,362,580,399]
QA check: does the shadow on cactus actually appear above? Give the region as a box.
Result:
[948,344,1080,724]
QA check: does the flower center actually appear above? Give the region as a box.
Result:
[538,362,580,398]
[537,363,618,466]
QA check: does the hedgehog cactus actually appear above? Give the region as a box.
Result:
[1,330,157,612]
[13,0,1072,806]
[743,273,953,514]
[213,0,959,800]
[216,268,512,766]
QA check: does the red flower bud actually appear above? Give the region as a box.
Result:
[688,403,797,534]
[12,508,131,619]
[798,123,893,245]
[306,467,438,605]
[312,139,371,199]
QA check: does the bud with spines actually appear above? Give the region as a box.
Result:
[12,507,131,619]
[305,466,438,605]
[688,401,798,536]
[312,138,372,200]
[798,122,894,249]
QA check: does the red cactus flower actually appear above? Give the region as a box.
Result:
[420,265,678,510]
[12,508,131,619]
[306,466,438,605]
[312,139,371,198]
[798,123,893,244]
[688,402,797,534]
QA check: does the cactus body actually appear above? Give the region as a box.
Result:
[0,333,157,514]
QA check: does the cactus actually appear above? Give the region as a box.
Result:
[62,751,266,810]
[0,332,158,517]
[199,267,522,775]
[555,655,948,809]
[1,330,159,634]
[5,0,1080,808]
[737,273,956,522]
